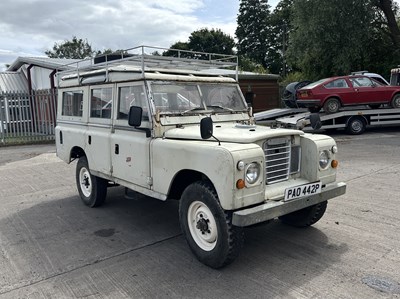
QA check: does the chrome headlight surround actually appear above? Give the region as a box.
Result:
[319,150,330,169]
[245,162,261,184]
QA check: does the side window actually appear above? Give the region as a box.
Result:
[90,88,112,119]
[62,90,83,116]
[350,77,373,87]
[118,85,148,121]
[324,79,349,89]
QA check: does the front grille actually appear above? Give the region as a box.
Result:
[264,137,295,184]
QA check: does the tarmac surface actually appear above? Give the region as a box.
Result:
[0,128,400,298]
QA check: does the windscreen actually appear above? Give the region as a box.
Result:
[150,82,247,114]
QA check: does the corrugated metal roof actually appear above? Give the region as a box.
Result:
[0,71,29,92]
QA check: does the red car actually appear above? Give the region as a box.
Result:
[296,75,400,113]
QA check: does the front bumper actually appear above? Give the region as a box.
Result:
[232,182,346,227]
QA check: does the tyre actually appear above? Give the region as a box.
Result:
[279,201,327,227]
[76,156,107,207]
[323,98,340,113]
[179,181,244,268]
[390,94,400,108]
[346,116,366,135]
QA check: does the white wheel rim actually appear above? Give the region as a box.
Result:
[187,201,218,251]
[79,167,92,197]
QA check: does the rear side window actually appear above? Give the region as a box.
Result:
[324,79,349,89]
[90,88,112,119]
[62,90,83,116]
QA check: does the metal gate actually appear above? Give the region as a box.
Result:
[0,89,57,146]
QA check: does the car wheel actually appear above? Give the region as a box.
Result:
[390,94,400,108]
[279,201,327,227]
[346,116,366,135]
[179,181,244,268]
[76,156,107,207]
[323,98,340,113]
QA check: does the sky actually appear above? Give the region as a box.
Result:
[1,0,279,70]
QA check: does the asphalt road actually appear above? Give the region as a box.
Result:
[0,128,399,298]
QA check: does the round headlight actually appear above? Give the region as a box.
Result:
[319,150,330,169]
[245,163,261,184]
[331,145,338,154]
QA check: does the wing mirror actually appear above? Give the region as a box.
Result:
[200,117,213,139]
[128,106,143,127]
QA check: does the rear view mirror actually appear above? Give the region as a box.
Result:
[200,117,213,139]
[128,106,142,127]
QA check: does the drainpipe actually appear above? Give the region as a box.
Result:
[49,69,57,123]
[27,64,36,130]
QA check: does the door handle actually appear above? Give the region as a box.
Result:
[115,144,119,155]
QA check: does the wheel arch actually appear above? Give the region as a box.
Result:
[167,169,213,200]
[70,146,86,162]
[322,95,342,106]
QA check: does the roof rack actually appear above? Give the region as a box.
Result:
[57,45,239,84]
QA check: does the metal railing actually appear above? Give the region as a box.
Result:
[0,89,57,146]
[57,45,239,85]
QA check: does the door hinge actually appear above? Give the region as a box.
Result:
[147,176,153,186]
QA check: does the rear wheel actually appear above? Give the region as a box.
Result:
[390,94,400,108]
[76,156,107,207]
[346,116,366,135]
[179,181,244,268]
[279,201,327,227]
[323,98,340,113]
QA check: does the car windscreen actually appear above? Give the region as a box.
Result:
[150,82,247,114]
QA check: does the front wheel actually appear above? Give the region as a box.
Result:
[391,94,400,108]
[179,181,244,268]
[76,156,107,207]
[279,201,327,227]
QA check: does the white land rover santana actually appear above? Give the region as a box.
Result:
[56,46,346,268]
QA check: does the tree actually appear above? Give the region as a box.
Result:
[372,0,400,49]
[164,29,235,59]
[236,0,272,69]
[45,36,95,59]
[269,0,294,75]
[286,0,377,80]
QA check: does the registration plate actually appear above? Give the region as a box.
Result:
[284,182,322,201]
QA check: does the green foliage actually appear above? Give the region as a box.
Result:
[285,0,400,80]
[164,29,235,59]
[236,0,271,69]
[45,36,95,59]
[267,0,294,75]
[280,71,308,85]
[239,56,268,73]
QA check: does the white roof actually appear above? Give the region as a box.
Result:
[0,71,29,92]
